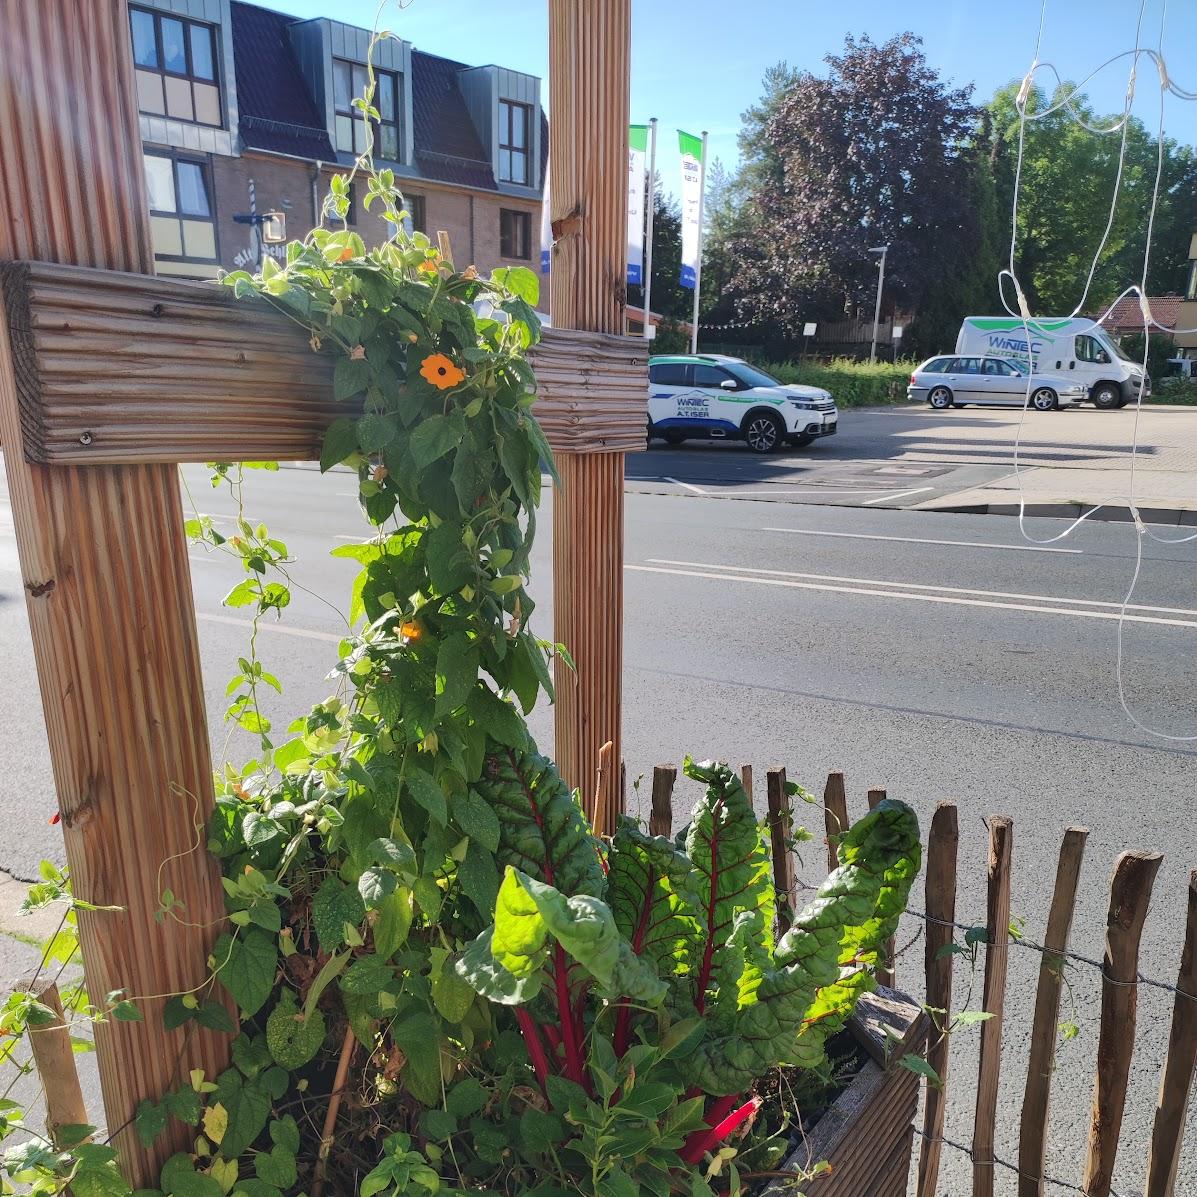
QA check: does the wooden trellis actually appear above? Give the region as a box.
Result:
[0,0,641,1184]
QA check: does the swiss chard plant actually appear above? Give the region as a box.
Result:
[455,755,921,1191]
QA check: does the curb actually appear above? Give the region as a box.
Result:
[923,501,1197,527]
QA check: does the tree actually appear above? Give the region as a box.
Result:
[731,34,977,342]
[986,81,1197,313]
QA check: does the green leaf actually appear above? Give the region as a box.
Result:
[899,1053,942,1087]
[163,1085,201,1126]
[430,953,476,1022]
[357,411,396,452]
[520,1107,565,1154]
[369,836,417,876]
[373,887,414,959]
[321,416,360,473]
[455,927,542,1005]
[312,875,366,952]
[334,354,371,401]
[341,954,394,995]
[160,1154,222,1197]
[469,688,528,748]
[265,991,326,1069]
[435,632,477,716]
[358,867,397,909]
[422,1108,458,1141]
[163,996,194,1030]
[254,1143,297,1190]
[269,1115,300,1155]
[213,1069,270,1160]
[453,789,500,853]
[134,1099,167,1149]
[194,1000,236,1034]
[405,768,447,827]
[457,838,499,921]
[242,812,285,848]
[214,929,277,1018]
[493,265,540,306]
[111,999,143,1022]
[409,411,465,470]
[445,1076,488,1119]
[425,520,474,593]
[390,1010,442,1105]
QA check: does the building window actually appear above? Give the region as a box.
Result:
[130,6,221,126]
[499,100,531,185]
[500,208,531,260]
[1187,260,1197,302]
[405,193,426,233]
[144,151,218,272]
[333,60,401,160]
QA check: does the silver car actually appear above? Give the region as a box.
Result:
[908,354,1087,411]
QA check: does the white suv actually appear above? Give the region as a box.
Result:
[648,354,838,453]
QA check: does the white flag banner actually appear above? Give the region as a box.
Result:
[626,124,648,286]
[678,129,704,289]
[540,158,551,274]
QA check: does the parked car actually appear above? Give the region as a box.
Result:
[647,354,838,453]
[908,354,1088,410]
[956,316,1149,408]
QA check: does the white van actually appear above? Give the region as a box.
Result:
[956,317,1149,409]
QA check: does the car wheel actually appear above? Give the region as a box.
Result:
[790,433,816,447]
[928,386,954,409]
[646,418,654,447]
[743,411,784,453]
[1092,382,1121,410]
[664,431,685,446]
[1031,387,1058,412]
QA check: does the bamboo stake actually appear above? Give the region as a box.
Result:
[24,978,88,1149]
[1017,827,1088,1197]
[1144,869,1197,1197]
[916,801,958,1197]
[592,740,615,835]
[972,817,1013,1197]
[823,771,848,873]
[867,786,886,811]
[436,229,453,266]
[740,764,753,802]
[766,767,795,932]
[1083,850,1164,1197]
[649,765,676,838]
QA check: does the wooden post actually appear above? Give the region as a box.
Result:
[1017,827,1087,1197]
[547,0,631,830]
[739,764,753,802]
[1083,850,1164,1197]
[1144,869,1197,1197]
[591,739,615,835]
[0,2,229,1183]
[766,767,796,932]
[24,978,88,1149]
[649,765,676,838]
[867,786,886,811]
[917,801,959,1197]
[972,817,1013,1197]
[823,771,848,873]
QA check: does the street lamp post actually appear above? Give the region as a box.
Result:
[868,244,889,365]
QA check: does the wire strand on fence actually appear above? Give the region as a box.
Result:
[914,1127,1133,1197]
[904,907,1196,1003]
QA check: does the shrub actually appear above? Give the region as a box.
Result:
[759,357,916,406]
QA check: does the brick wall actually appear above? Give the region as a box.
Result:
[209,152,545,299]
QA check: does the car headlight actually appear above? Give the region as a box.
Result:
[789,399,819,410]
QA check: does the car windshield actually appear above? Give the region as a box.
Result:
[727,362,782,389]
[1106,338,1134,362]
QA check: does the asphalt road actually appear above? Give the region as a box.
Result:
[2,461,1195,1192]
[628,401,1197,516]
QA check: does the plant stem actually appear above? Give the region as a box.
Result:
[515,1007,551,1090]
[554,945,585,1085]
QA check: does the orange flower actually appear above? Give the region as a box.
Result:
[418,259,439,274]
[400,620,421,641]
[419,353,465,390]
[336,246,353,262]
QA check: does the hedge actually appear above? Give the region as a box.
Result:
[757,358,915,407]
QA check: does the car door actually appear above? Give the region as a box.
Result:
[981,357,1026,404]
[689,362,740,433]
[648,361,690,427]
[950,357,984,403]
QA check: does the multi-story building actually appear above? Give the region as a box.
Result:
[128,0,545,281]
[1172,234,1197,359]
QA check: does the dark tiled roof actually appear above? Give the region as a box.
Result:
[410,51,496,190]
[1100,294,1181,333]
[231,1,335,160]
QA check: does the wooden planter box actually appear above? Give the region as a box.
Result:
[764,986,929,1197]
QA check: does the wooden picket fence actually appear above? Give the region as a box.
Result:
[633,764,1197,1197]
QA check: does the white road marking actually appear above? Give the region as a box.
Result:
[198,612,344,643]
[763,526,1082,555]
[692,487,897,498]
[627,564,1197,629]
[862,487,935,505]
[663,476,707,495]
[646,558,1197,616]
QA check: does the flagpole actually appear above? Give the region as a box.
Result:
[689,130,708,354]
[642,117,657,341]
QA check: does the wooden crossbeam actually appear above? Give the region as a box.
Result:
[0,260,647,464]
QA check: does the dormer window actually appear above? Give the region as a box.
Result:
[499,99,531,185]
[334,59,401,161]
[130,5,221,127]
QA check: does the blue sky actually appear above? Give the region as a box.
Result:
[271,0,1197,197]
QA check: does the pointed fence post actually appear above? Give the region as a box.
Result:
[0,2,229,1183]
[547,0,632,832]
